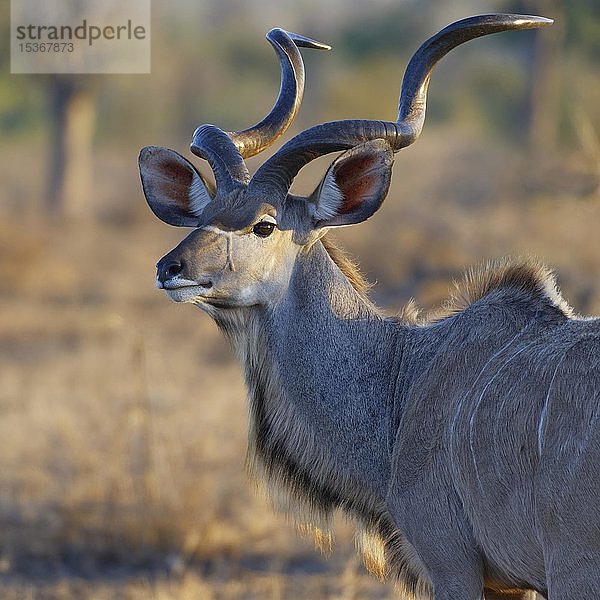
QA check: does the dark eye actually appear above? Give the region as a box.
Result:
[253,221,276,238]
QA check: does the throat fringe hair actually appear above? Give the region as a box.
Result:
[225,310,431,598]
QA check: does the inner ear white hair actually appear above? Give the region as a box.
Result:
[189,173,213,216]
[312,177,343,222]
[139,146,214,227]
[309,139,394,229]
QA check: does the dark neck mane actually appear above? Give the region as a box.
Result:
[320,234,371,297]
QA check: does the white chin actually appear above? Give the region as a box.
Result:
[164,287,203,303]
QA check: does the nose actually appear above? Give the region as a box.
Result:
[157,256,184,284]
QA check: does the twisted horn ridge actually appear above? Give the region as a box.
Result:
[248,14,553,199]
[229,28,331,158]
[191,125,250,191]
[190,29,330,192]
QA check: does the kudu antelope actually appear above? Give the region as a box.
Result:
[138,14,598,599]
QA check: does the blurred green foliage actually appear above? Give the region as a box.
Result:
[337,2,428,63]
[563,0,600,59]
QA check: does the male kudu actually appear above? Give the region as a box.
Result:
[139,15,598,599]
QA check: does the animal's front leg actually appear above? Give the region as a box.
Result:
[388,444,486,598]
[389,497,484,600]
[425,568,483,600]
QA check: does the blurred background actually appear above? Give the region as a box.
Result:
[1,0,599,598]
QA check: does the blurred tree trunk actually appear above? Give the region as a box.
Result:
[47,77,95,220]
[527,0,565,157]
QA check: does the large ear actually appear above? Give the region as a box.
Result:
[309,139,393,228]
[139,146,213,227]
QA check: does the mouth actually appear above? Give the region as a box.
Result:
[155,277,208,304]
[157,277,235,308]
[158,277,212,291]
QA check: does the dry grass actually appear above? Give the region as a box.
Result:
[0,217,395,598]
[1,131,599,598]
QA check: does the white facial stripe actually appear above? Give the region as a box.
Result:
[199,215,278,236]
[226,231,235,271]
[200,225,228,235]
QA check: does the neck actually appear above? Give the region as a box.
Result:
[215,241,404,533]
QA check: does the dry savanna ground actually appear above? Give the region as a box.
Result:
[1,129,599,598]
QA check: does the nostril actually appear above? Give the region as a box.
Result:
[166,262,183,277]
[158,257,185,282]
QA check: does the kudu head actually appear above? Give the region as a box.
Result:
[140,15,552,312]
